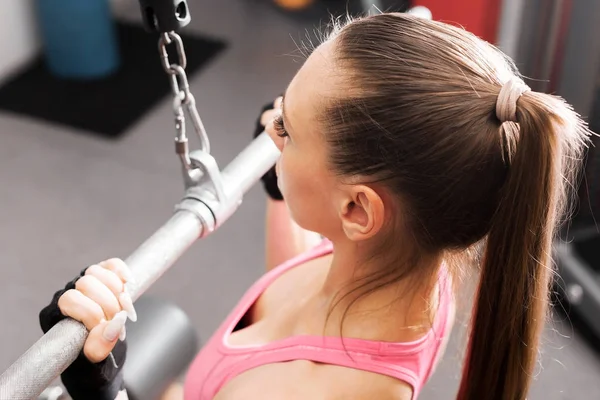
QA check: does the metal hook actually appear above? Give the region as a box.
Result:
[172,89,210,155]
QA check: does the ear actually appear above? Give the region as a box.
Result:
[339,185,385,241]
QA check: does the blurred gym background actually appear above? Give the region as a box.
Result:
[0,0,599,399]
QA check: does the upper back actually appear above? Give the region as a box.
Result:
[184,240,455,400]
[213,359,415,400]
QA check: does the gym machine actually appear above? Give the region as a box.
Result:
[0,1,281,399]
[0,2,434,399]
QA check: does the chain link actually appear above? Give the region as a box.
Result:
[158,32,210,168]
[158,32,187,73]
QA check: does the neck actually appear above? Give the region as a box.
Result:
[314,237,442,338]
[319,239,373,298]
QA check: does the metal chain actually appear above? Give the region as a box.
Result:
[158,32,211,169]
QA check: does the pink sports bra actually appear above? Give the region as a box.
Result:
[183,240,454,399]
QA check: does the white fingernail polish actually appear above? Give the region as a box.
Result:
[109,352,118,369]
[119,326,126,341]
[119,292,137,322]
[103,311,127,342]
[122,268,134,283]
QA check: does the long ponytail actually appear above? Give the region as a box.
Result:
[457,89,591,400]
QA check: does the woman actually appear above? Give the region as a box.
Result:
[39,12,592,400]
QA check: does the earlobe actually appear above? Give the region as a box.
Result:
[339,186,385,241]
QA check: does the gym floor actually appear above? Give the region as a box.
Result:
[1,1,599,398]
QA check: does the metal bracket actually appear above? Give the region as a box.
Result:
[139,0,192,33]
[177,150,243,237]
[186,151,225,198]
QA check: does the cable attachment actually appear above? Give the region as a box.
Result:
[153,24,239,233]
[139,0,191,33]
[158,32,211,177]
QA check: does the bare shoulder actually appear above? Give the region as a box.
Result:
[252,253,333,320]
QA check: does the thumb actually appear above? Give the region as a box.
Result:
[83,311,127,363]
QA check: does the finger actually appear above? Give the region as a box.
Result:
[83,311,128,363]
[85,264,124,298]
[98,258,134,283]
[274,96,283,109]
[58,289,105,331]
[86,265,137,322]
[265,121,285,152]
[119,290,137,322]
[265,113,282,136]
[76,275,121,320]
[260,109,279,127]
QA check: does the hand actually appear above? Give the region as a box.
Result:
[39,258,137,400]
[254,96,284,201]
[57,259,136,362]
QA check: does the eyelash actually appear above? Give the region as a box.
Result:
[273,114,289,138]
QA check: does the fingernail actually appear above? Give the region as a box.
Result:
[103,311,127,342]
[108,352,118,369]
[119,326,127,341]
[122,268,134,283]
[119,292,137,322]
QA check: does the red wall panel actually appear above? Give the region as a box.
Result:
[412,0,503,43]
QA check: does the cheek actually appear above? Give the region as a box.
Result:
[278,154,333,233]
[276,153,294,199]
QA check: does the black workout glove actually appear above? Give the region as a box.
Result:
[253,99,284,201]
[39,268,127,400]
